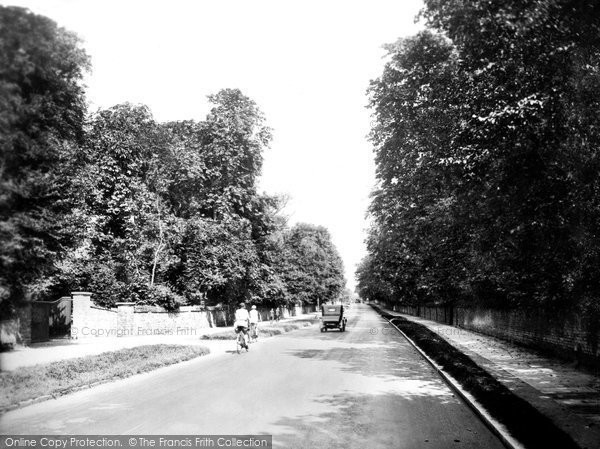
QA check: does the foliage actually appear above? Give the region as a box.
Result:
[169,217,259,303]
[0,6,90,315]
[280,223,345,306]
[2,9,346,313]
[162,89,271,220]
[359,1,600,312]
[137,284,186,311]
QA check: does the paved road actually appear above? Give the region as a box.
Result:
[1,304,504,448]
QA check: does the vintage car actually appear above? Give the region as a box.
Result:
[320,304,347,332]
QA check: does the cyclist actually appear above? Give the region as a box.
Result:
[269,308,275,324]
[234,302,250,349]
[249,305,259,341]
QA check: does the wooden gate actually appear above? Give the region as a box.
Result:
[31,302,50,342]
[49,296,72,337]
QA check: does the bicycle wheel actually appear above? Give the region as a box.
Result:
[236,334,243,354]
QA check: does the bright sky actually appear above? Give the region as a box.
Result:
[5,0,424,290]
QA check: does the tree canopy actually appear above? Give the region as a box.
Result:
[280,223,346,306]
[358,0,600,316]
[0,6,89,315]
[1,6,346,313]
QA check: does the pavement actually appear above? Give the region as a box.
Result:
[0,304,505,449]
[376,305,600,449]
[0,315,315,372]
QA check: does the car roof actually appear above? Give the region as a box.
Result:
[322,305,343,313]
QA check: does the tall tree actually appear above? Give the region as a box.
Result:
[360,0,600,313]
[365,31,469,305]
[419,0,600,308]
[281,223,346,306]
[163,89,271,220]
[168,216,259,304]
[0,6,90,315]
[61,103,184,308]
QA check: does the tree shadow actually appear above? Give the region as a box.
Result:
[285,344,438,381]
[268,335,507,448]
[270,391,503,449]
[549,391,600,419]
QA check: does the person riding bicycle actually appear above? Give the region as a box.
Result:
[249,305,259,340]
[269,308,275,324]
[234,302,250,349]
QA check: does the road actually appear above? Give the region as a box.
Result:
[1,304,504,448]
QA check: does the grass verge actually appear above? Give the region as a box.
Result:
[371,305,579,449]
[0,344,209,411]
[200,319,316,340]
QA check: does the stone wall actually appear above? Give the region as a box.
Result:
[0,305,32,347]
[133,305,212,337]
[0,318,19,348]
[255,305,298,322]
[70,293,306,339]
[2,294,316,346]
[71,293,221,339]
[71,293,118,338]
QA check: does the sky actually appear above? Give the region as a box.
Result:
[5,0,424,290]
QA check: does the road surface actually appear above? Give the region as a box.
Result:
[0,304,504,448]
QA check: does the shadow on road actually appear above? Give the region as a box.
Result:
[265,316,508,449]
[270,342,489,448]
[270,390,496,449]
[285,344,436,381]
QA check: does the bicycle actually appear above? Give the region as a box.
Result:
[236,327,249,354]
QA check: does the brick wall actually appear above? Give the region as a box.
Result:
[454,307,598,363]
[393,302,600,365]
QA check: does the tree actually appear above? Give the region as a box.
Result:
[63,94,307,310]
[53,103,187,308]
[360,0,600,313]
[0,6,90,315]
[168,217,259,304]
[159,90,279,306]
[240,195,289,306]
[0,6,344,314]
[418,0,600,308]
[364,31,469,305]
[163,89,272,220]
[281,223,346,306]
